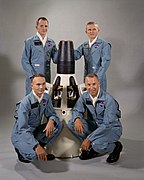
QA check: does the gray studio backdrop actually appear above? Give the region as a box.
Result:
[0,0,144,140]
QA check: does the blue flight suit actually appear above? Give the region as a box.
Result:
[74,37,111,91]
[21,35,58,95]
[11,92,62,161]
[68,89,122,154]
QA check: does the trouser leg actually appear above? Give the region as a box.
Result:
[100,75,107,92]
[67,119,94,142]
[26,77,32,95]
[34,122,63,145]
[91,129,121,154]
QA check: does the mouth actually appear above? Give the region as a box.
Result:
[39,90,44,93]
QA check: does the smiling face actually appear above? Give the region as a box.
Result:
[85,75,100,98]
[30,76,46,97]
[36,19,49,39]
[85,23,100,42]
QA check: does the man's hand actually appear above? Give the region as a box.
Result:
[43,119,55,137]
[74,118,84,134]
[35,144,47,161]
[81,138,91,151]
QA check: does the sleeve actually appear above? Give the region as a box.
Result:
[96,42,111,79]
[21,40,35,78]
[17,101,38,147]
[74,44,84,60]
[51,41,58,64]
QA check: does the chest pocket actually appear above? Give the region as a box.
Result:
[30,108,39,118]
[30,102,40,116]
[32,40,43,53]
[96,101,105,119]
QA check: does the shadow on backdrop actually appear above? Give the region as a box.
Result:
[0,54,23,117]
[14,159,69,179]
[13,138,144,176]
[118,138,144,169]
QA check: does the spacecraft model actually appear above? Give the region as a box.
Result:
[45,40,85,158]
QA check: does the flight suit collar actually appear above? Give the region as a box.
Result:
[28,91,38,104]
[28,92,48,115]
[90,37,103,54]
[85,90,106,114]
[36,32,47,47]
[88,36,98,48]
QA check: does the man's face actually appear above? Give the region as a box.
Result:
[85,76,100,97]
[86,24,99,42]
[31,77,46,97]
[36,19,48,38]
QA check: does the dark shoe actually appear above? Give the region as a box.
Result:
[15,148,31,163]
[79,148,100,160]
[46,154,55,160]
[106,141,123,163]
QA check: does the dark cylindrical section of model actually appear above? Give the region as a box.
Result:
[57,40,75,74]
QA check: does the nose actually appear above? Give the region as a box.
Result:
[88,85,94,89]
[39,84,43,89]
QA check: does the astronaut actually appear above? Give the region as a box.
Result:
[21,17,58,95]
[74,21,111,91]
[11,74,63,163]
[68,73,123,163]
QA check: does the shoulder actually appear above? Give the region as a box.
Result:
[98,90,113,103]
[104,92,118,107]
[43,92,51,100]
[21,93,33,105]
[97,37,111,47]
[47,38,56,45]
[79,91,89,100]
[25,35,35,42]
[24,35,38,44]
[82,41,89,48]
[77,41,88,48]
[16,95,31,111]
[106,92,114,100]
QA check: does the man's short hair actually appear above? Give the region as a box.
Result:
[86,21,99,31]
[85,73,99,81]
[30,73,46,82]
[36,17,49,25]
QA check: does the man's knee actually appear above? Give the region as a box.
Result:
[92,142,108,154]
[15,146,37,162]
